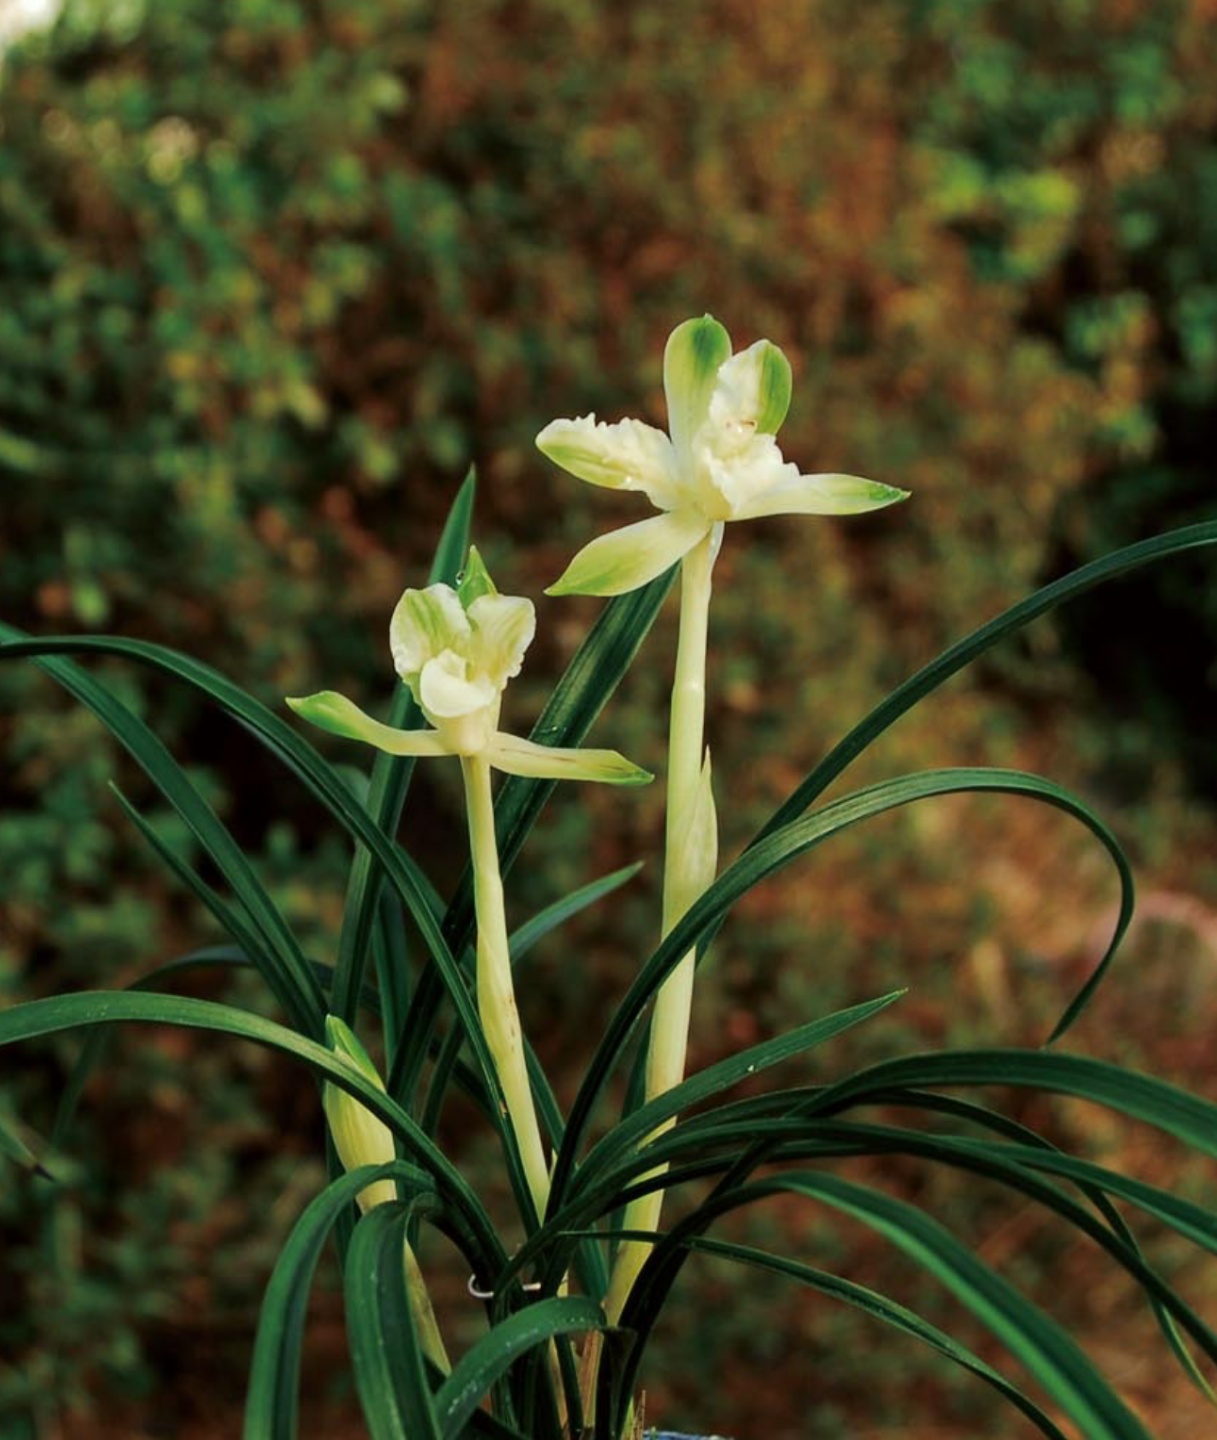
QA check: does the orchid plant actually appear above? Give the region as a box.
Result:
[3,317,1217,1440]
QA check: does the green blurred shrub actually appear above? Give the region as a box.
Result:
[2,0,1216,1433]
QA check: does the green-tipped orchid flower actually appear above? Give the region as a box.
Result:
[292,548,649,1224]
[288,547,650,786]
[538,315,908,596]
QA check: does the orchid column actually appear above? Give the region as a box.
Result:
[539,315,908,1319]
[290,548,649,1224]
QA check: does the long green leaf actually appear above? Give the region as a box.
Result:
[332,468,475,1024]
[572,990,904,1198]
[622,1172,1152,1440]
[686,1237,1071,1440]
[0,989,503,1270]
[245,1161,434,1440]
[508,864,644,964]
[0,627,536,1225]
[436,1297,605,1440]
[346,1203,443,1440]
[553,767,1132,1205]
[757,521,1217,831]
[0,627,325,1036]
[812,1047,1217,1160]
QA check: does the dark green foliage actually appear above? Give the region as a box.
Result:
[3,0,1217,1435]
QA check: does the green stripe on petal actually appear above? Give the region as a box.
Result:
[487,732,653,785]
[389,584,468,681]
[546,509,711,597]
[664,315,732,460]
[286,691,451,757]
[467,592,536,689]
[710,338,793,436]
[733,473,910,520]
[755,341,793,434]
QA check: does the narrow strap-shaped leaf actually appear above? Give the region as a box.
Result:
[375,888,412,1067]
[436,1296,605,1440]
[572,990,904,1197]
[812,1047,1217,1160]
[346,1203,443,1440]
[554,767,1132,1205]
[686,1237,1071,1440]
[621,1171,1152,1440]
[574,1112,1217,1381]
[332,469,475,1024]
[0,989,503,1270]
[754,521,1217,836]
[52,940,250,1148]
[108,783,302,1015]
[245,1162,434,1440]
[507,863,644,964]
[0,626,535,1226]
[0,629,326,1036]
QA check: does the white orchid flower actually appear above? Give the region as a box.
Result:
[287,547,649,787]
[538,315,908,596]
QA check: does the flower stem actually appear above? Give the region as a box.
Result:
[460,754,551,1223]
[606,528,717,1321]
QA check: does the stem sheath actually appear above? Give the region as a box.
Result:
[606,528,717,1320]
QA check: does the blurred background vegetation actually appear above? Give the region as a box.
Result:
[1,0,1216,1435]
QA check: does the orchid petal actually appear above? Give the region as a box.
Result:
[418,651,496,719]
[287,690,451,757]
[467,592,536,690]
[663,315,732,460]
[536,415,681,507]
[731,472,910,520]
[710,338,792,435]
[389,584,468,681]
[487,733,652,785]
[546,508,711,597]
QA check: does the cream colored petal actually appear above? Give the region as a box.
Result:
[487,733,652,785]
[389,584,469,682]
[731,472,911,519]
[467,592,535,690]
[536,415,681,508]
[700,434,795,516]
[546,508,711,597]
[663,315,732,461]
[287,691,451,756]
[418,651,497,719]
[709,338,792,435]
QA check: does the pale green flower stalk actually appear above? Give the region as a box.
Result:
[323,1014,451,1371]
[539,315,908,1319]
[290,549,650,1223]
